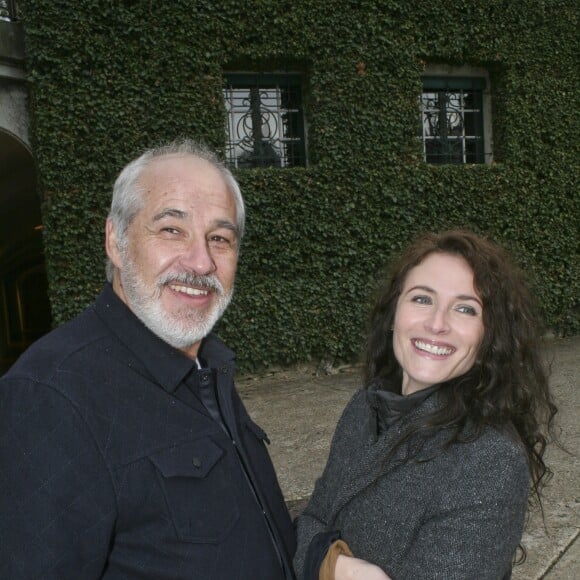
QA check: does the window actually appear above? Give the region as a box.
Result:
[420,66,492,164]
[224,73,306,169]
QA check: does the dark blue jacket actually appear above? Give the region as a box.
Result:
[0,284,296,579]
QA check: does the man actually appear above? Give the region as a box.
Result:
[0,140,296,579]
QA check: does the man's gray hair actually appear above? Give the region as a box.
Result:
[105,139,245,282]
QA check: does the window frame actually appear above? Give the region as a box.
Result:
[420,65,493,165]
[223,72,307,169]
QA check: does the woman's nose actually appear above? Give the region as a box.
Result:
[425,307,450,334]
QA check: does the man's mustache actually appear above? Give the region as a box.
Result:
[158,272,225,295]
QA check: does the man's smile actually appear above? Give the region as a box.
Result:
[168,284,210,296]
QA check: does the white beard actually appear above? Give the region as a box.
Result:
[119,260,233,350]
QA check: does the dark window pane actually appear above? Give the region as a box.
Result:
[283,111,301,137]
[464,111,480,135]
[447,138,465,163]
[465,138,484,163]
[425,140,444,163]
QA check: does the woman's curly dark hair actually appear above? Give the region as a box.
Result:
[364,229,557,507]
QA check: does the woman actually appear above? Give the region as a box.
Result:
[294,230,557,580]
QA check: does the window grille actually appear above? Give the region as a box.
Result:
[224,73,306,169]
[420,77,486,164]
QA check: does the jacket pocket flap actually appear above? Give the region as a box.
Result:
[150,439,224,478]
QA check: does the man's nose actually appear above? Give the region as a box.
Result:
[179,240,216,275]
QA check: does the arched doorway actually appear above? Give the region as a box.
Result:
[0,130,51,374]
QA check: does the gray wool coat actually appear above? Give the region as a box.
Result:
[294,389,530,580]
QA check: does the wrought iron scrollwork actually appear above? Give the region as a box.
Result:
[224,76,304,169]
[233,87,282,168]
[421,88,483,164]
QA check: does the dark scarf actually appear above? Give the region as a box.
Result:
[366,381,440,438]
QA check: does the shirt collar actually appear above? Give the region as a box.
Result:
[93,283,199,392]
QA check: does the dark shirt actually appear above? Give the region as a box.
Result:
[0,284,295,579]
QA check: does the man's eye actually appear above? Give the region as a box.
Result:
[161,227,180,235]
[209,235,231,245]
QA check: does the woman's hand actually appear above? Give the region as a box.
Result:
[334,554,392,580]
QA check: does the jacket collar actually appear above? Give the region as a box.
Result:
[94,284,235,393]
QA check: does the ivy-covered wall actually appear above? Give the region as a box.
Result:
[20,0,578,370]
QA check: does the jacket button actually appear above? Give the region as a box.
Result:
[192,457,201,468]
[220,366,228,374]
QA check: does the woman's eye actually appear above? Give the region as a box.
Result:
[456,305,478,316]
[411,295,431,305]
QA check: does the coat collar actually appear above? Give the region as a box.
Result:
[94,284,235,393]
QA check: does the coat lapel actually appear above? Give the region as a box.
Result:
[329,392,442,525]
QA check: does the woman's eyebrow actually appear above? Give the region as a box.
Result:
[405,285,434,294]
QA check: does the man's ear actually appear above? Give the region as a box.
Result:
[105,218,124,269]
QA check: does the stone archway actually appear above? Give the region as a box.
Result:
[0,18,51,372]
[0,129,51,373]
